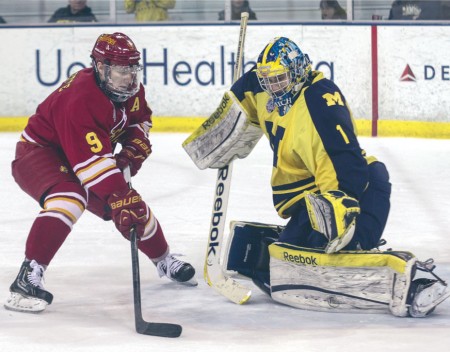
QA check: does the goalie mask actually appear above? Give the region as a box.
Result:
[256,37,311,115]
[91,32,143,103]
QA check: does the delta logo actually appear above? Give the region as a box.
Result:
[400,64,416,82]
[400,63,450,82]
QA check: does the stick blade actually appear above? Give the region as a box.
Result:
[205,270,252,304]
[214,277,252,304]
[137,322,182,338]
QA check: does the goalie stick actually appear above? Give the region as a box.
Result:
[124,167,182,338]
[203,12,252,304]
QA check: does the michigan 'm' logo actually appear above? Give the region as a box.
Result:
[322,92,344,106]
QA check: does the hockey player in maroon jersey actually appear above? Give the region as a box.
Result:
[4,32,196,313]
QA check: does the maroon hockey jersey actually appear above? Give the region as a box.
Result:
[21,67,153,201]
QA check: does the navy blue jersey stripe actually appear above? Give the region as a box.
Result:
[272,176,315,192]
[304,77,368,199]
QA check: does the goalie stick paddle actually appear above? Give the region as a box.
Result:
[203,12,252,305]
[124,167,182,338]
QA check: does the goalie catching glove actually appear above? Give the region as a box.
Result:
[115,137,152,176]
[108,188,148,239]
[305,190,360,253]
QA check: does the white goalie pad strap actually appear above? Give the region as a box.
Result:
[268,243,416,315]
[388,259,416,317]
[182,92,263,170]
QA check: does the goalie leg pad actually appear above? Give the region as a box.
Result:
[223,221,283,280]
[269,243,419,315]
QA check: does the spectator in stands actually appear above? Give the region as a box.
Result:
[388,1,442,20]
[0,16,6,24]
[320,0,347,20]
[48,0,97,23]
[218,0,257,20]
[443,1,450,19]
[124,0,176,21]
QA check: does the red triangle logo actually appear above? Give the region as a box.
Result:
[400,64,416,82]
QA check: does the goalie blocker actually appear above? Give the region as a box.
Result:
[182,91,262,170]
[223,221,450,317]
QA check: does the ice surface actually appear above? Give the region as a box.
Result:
[1,132,449,352]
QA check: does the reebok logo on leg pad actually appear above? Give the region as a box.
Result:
[283,252,317,266]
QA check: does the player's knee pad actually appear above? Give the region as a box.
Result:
[349,163,391,250]
[40,182,87,229]
[369,161,390,186]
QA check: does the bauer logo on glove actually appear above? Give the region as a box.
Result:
[109,191,142,210]
[131,138,151,156]
[107,189,149,239]
[305,190,360,253]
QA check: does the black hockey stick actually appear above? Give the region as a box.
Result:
[125,167,182,338]
[130,229,182,337]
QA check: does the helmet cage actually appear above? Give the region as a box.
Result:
[91,32,143,102]
[256,37,312,102]
[100,63,143,103]
[257,66,292,98]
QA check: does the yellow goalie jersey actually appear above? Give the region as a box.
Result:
[230,69,377,219]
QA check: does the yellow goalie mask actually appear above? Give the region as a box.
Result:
[255,37,311,115]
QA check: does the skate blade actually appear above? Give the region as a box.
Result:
[179,277,198,287]
[4,292,48,314]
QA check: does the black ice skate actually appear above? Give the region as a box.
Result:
[405,258,450,318]
[157,254,197,286]
[4,260,53,313]
[408,278,450,317]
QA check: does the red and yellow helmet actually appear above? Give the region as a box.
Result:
[91,32,141,66]
[91,33,143,103]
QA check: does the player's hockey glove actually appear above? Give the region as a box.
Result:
[115,137,152,176]
[108,189,148,239]
[305,190,360,254]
